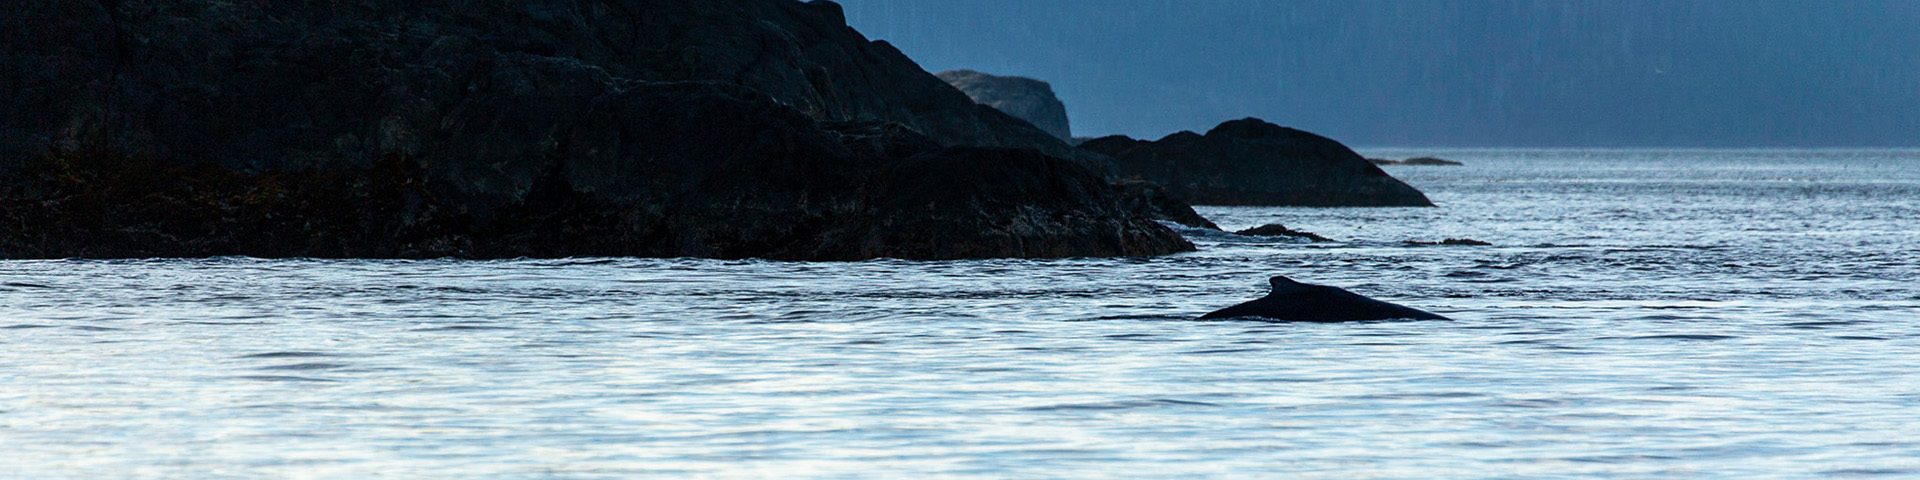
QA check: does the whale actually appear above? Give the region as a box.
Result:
[1200,276,1450,322]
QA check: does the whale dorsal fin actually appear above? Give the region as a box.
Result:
[1268,276,1311,295]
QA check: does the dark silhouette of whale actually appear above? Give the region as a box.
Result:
[1200,276,1450,321]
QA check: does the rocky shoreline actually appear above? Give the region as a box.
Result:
[1,0,1202,260]
[0,87,1193,259]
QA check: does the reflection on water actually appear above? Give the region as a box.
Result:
[4,150,1920,478]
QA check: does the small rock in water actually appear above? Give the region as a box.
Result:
[1368,158,1400,165]
[1399,156,1464,166]
[1234,224,1334,242]
[1406,238,1492,246]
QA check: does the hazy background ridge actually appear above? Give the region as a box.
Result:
[839,0,1920,147]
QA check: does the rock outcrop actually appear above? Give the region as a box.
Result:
[937,70,1073,142]
[1078,119,1435,207]
[0,83,1191,260]
[1235,224,1333,242]
[0,0,1193,260]
[1400,157,1464,166]
[1113,180,1220,230]
[0,0,1088,168]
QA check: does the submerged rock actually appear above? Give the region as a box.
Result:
[937,70,1074,142]
[1234,224,1334,242]
[1078,118,1435,207]
[0,0,1192,260]
[1400,157,1465,166]
[1405,238,1492,246]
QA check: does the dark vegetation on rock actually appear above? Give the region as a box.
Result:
[0,0,1193,260]
[1233,224,1333,242]
[1078,119,1435,207]
[937,70,1074,142]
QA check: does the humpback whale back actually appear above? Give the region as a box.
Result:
[1201,276,1450,322]
[1268,276,1313,294]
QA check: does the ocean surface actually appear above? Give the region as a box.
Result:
[4,149,1918,478]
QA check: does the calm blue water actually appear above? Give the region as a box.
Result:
[4,150,1919,478]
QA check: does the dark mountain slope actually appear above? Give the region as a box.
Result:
[0,0,1189,259]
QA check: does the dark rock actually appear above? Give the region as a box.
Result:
[937,70,1073,142]
[1233,224,1333,242]
[1400,157,1464,166]
[856,147,1194,260]
[1405,238,1492,246]
[1079,118,1435,207]
[0,0,1090,166]
[0,151,469,258]
[0,0,1192,260]
[1113,180,1220,230]
[1368,158,1400,165]
[0,97,1195,260]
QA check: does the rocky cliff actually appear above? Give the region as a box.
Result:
[1078,119,1434,207]
[0,0,1090,168]
[937,70,1074,142]
[0,0,1192,259]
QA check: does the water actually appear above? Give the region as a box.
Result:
[4,149,1919,478]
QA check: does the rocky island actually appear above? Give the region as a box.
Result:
[0,0,1190,260]
[936,70,1075,143]
[1079,119,1435,207]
